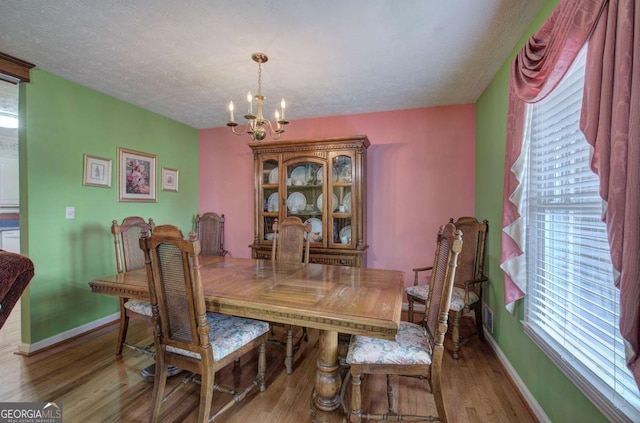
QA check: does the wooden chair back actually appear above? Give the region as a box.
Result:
[449,216,488,293]
[424,222,463,349]
[111,216,155,273]
[139,225,207,359]
[271,217,311,264]
[195,212,227,256]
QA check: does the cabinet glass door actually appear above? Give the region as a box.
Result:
[261,158,279,242]
[331,155,352,246]
[286,161,324,245]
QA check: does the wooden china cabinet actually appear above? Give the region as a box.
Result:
[249,135,369,267]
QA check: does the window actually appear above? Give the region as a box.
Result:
[522,45,640,422]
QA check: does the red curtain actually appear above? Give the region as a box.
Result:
[501,0,640,386]
[580,0,640,384]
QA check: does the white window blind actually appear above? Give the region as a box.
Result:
[522,45,640,421]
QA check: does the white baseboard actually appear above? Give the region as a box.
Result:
[18,313,119,355]
[483,329,550,422]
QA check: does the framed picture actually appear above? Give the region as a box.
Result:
[118,147,157,202]
[162,167,179,192]
[83,154,112,188]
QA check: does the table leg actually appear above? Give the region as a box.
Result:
[314,330,341,411]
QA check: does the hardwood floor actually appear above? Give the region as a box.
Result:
[0,306,536,422]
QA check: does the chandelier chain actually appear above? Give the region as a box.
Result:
[257,61,262,97]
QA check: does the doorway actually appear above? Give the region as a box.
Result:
[0,80,19,252]
[0,78,21,344]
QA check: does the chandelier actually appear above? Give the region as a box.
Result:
[226,53,289,141]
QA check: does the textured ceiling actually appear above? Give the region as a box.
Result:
[0,0,543,129]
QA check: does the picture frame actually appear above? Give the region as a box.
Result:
[161,167,179,192]
[118,147,157,202]
[83,154,112,188]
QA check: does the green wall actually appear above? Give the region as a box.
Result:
[19,69,199,344]
[475,1,607,421]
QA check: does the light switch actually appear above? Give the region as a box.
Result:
[65,206,75,220]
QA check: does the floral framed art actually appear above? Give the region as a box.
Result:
[118,147,157,202]
[83,154,112,188]
[162,167,179,192]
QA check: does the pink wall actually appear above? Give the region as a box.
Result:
[199,105,475,287]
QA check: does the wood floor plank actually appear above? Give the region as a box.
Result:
[0,306,536,422]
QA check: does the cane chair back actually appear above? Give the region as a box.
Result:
[269,216,311,374]
[271,217,311,264]
[139,225,269,422]
[111,216,155,355]
[406,216,488,359]
[345,222,463,423]
[195,212,227,256]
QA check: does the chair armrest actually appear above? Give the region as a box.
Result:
[411,266,433,286]
[460,277,489,304]
[462,276,489,288]
[0,250,35,330]
[412,266,433,273]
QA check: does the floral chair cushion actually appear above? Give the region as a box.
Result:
[405,285,478,312]
[346,321,432,366]
[123,299,152,316]
[167,313,270,362]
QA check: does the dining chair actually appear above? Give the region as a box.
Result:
[345,221,463,423]
[195,212,227,256]
[270,216,311,374]
[139,225,269,423]
[406,216,488,359]
[111,216,156,356]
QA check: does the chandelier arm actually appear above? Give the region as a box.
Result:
[229,124,249,136]
[265,120,285,137]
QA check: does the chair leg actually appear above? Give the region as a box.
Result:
[385,374,396,414]
[115,298,129,355]
[407,297,415,323]
[198,363,215,423]
[451,310,462,360]
[284,326,294,375]
[150,350,168,422]
[431,360,448,423]
[258,338,267,392]
[349,365,362,423]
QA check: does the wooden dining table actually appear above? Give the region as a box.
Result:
[89,255,404,422]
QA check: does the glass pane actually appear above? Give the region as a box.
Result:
[335,186,351,214]
[261,159,279,243]
[287,161,323,243]
[263,159,278,185]
[263,188,278,212]
[332,155,352,246]
[333,217,352,245]
[263,216,277,241]
[333,155,352,183]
